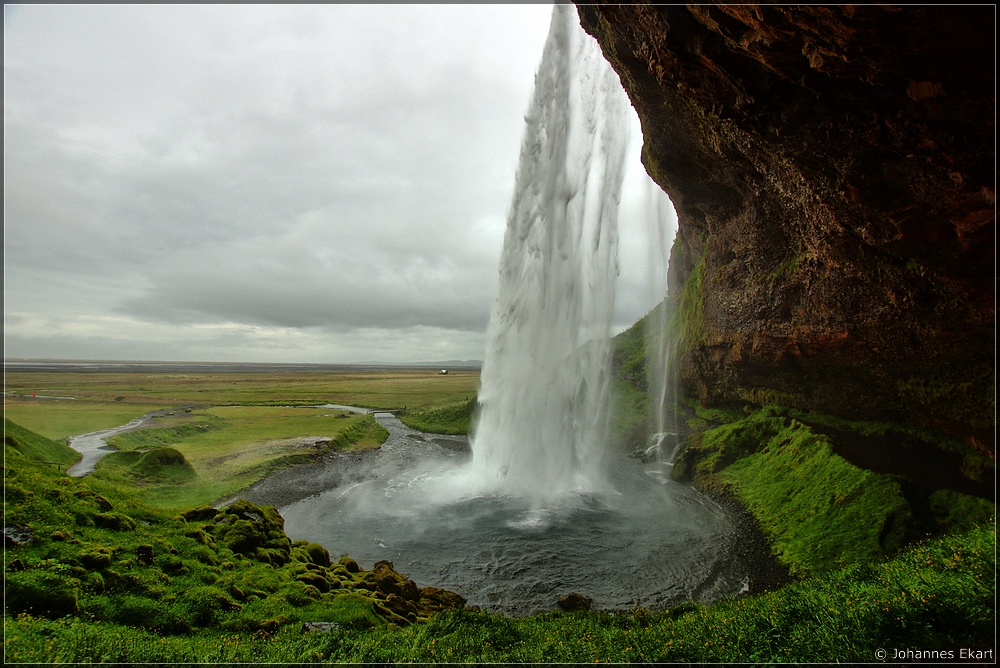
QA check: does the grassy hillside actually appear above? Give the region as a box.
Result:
[4,419,995,662]
[3,417,80,468]
[3,430,464,642]
[672,406,996,577]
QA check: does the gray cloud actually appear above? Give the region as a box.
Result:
[4,4,673,363]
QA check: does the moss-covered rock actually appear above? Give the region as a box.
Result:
[209,500,291,565]
[77,546,114,571]
[73,489,113,512]
[338,555,362,573]
[179,506,218,523]
[94,511,136,532]
[5,570,80,618]
[301,541,331,567]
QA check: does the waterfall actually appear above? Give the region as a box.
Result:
[469,5,629,504]
[643,179,680,463]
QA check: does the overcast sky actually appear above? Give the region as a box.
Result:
[4,4,674,364]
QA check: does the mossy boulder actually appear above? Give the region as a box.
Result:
[294,571,331,593]
[179,506,218,522]
[77,546,114,571]
[73,489,113,512]
[301,541,331,567]
[338,556,362,573]
[5,570,80,618]
[94,512,137,532]
[209,500,291,565]
[418,586,467,612]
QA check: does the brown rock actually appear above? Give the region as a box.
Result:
[577,4,995,472]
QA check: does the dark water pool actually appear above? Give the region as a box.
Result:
[279,415,750,615]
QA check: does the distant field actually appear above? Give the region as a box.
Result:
[3,368,479,410]
[3,368,479,507]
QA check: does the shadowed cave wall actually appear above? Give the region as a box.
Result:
[577,4,995,480]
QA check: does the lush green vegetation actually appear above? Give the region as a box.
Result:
[5,420,995,664]
[3,434,467,661]
[4,364,994,663]
[3,418,80,468]
[672,405,995,577]
[673,255,706,355]
[92,411,389,509]
[400,398,477,435]
[5,368,996,665]
[2,401,166,444]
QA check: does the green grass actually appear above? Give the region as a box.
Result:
[718,425,913,574]
[105,417,224,451]
[4,419,995,663]
[90,411,389,509]
[5,519,994,663]
[672,406,996,577]
[3,435,465,651]
[673,255,706,355]
[400,398,476,435]
[3,417,80,467]
[6,370,441,511]
[2,400,167,444]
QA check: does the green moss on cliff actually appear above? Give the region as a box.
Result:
[674,256,706,356]
[717,426,914,574]
[672,405,995,576]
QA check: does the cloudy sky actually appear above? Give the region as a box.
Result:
[4,4,674,364]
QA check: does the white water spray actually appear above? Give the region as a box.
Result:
[470,5,630,503]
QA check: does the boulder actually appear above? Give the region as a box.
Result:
[557,592,593,612]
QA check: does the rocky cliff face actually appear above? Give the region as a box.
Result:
[578,5,994,468]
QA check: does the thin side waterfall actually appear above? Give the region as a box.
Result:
[470,5,629,504]
[643,180,680,463]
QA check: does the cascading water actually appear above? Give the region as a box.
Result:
[642,180,680,463]
[470,4,629,503]
[276,6,755,614]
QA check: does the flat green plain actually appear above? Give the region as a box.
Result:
[3,369,479,508]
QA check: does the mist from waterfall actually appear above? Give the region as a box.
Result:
[469,5,630,504]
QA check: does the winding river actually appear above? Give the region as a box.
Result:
[67,416,150,477]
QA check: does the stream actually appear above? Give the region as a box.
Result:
[67,417,150,477]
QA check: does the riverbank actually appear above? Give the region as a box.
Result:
[66,406,205,477]
[234,413,469,510]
